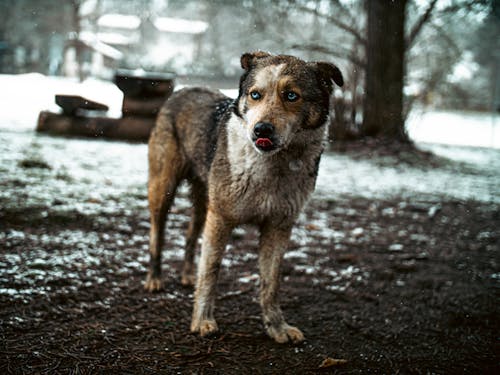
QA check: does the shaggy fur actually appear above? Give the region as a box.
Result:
[145,51,343,343]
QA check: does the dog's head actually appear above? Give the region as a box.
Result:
[235,51,343,154]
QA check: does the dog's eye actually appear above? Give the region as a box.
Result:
[285,91,300,102]
[250,91,262,100]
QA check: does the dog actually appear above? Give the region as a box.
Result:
[145,51,343,343]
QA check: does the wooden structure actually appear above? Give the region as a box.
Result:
[36,112,154,141]
[115,69,174,118]
[36,70,175,142]
[55,95,109,115]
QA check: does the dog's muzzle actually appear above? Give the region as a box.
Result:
[253,122,277,152]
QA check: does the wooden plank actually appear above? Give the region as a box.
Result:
[36,111,154,142]
[114,69,175,97]
[121,96,166,117]
[55,95,109,115]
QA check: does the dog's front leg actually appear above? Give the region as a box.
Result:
[259,226,305,344]
[190,208,232,337]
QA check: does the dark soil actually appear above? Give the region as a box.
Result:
[1,150,499,374]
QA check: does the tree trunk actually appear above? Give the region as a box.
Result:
[362,0,408,141]
[70,0,84,82]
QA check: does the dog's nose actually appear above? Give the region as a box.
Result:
[253,122,274,138]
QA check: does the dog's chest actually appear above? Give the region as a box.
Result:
[216,142,315,224]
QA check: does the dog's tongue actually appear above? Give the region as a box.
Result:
[256,138,273,148]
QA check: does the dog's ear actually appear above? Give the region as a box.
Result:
[314,62,344,94]
[241,51,272,71]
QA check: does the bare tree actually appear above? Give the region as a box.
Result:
[68,0,85,81]
[295,0,489,144]
[362,0,408,141]
[471,0,500,112]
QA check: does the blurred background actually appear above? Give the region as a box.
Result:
[0,0,499,146]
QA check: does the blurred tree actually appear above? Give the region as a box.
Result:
[471,0,500,112]
[0,0,74,74]
[362,0,408,141]
[297,0,489,144]
[69,0,85,81]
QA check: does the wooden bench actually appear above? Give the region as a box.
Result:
[55,95,109,116]
[36,70,176,142]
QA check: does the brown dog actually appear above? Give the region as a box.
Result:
[145,51,343,343]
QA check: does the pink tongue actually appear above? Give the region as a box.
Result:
[256,138,273,147]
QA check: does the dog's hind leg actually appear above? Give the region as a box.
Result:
[145,125,184,292]
[258,226,305,344]
[181,181,207,286]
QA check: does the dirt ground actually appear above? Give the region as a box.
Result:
[1,139,499,374]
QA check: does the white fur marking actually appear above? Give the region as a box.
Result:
[288,160,303,171]
[254,63,285,89]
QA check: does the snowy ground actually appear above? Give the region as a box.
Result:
[407,108,500,149]
[1,74,499,301]
[316,143,500,203]
[1,73,499,205]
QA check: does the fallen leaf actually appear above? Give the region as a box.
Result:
[305,223,320,231]
[319,357,348,368]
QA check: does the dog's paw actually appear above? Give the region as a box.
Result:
[144,274,163,292]
[267,323,304,344]
[191,318,219,337]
